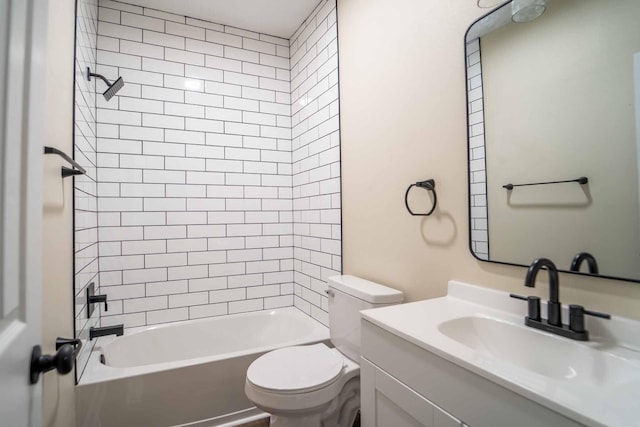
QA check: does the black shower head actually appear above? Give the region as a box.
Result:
[103,76,124,101]
[86,67,125,101]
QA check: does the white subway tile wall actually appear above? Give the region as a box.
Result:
[92,0,340,329]
[74,0,100,378]
[290,0,340,326]
[466,39,489,260]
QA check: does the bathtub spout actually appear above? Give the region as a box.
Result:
[90,324,124,340]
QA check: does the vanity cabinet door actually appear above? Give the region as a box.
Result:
[361,358,463,427]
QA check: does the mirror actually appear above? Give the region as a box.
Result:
[465,0,640,282]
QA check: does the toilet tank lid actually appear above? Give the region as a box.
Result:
[327,275,403,304]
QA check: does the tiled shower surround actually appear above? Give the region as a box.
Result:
[88,0,340,329]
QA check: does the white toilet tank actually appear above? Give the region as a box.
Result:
[327,275,403,362]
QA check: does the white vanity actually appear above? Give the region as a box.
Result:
[359,281,640,427]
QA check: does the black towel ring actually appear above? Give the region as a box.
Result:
[405,179,437,216]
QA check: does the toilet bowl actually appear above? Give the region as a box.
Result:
[245,344,360,427]
[244,275,403,427]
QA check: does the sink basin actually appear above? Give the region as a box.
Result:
[437,315,637,387]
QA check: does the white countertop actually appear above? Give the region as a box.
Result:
[361,281,640,427]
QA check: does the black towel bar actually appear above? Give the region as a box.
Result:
[503,177,588,190]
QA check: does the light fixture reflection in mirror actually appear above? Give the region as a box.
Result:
[511,0,547,22]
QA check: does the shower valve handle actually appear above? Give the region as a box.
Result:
[88,294,108,311]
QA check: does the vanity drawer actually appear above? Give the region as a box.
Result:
[361,320,582,427]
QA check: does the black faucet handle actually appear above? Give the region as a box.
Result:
[510,294,541,321]
[88,294,108,312]
[584,308,611,319]
[100,296,108,312]
[509,293,527,301]
[569,305,610,333]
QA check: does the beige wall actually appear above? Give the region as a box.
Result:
[337,0,640,318]
[42,1,76,426]
[482,0,640,278]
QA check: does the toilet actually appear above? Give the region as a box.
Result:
[245,275,404,427]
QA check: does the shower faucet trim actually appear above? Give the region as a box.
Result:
[89,324,124,340]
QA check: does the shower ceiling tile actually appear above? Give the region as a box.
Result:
[122,0,323,38]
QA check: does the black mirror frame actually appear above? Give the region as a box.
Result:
[463,1,640,284]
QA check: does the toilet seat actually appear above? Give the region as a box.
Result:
[246,344,344,394]
[245,343,360,414]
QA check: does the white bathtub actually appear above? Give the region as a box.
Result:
[77,307,329,427]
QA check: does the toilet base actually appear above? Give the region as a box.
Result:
[267,378,360,427]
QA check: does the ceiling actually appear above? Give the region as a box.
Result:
[123,0,323,39]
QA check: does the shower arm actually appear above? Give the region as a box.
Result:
[86,67,113,87]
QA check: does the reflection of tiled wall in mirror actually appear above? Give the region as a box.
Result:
[466,39,489,260]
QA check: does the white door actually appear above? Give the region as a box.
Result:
[0,0,49,426]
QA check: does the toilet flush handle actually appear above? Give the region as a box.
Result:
[325,290,334,298]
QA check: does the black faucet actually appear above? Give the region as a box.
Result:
[511,258,610,341]
[88,294,108,310]
[570,252,599,274]
[86,282,109,318]
[89,324,124,340]
[525,258,561,326]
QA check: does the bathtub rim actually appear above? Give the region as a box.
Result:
[79,307,329,385]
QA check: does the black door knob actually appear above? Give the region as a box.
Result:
[29,344,75,384]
